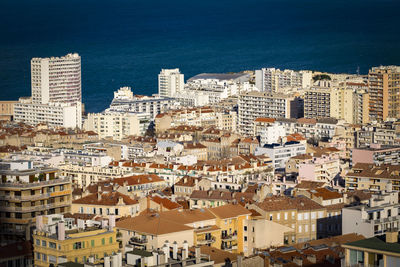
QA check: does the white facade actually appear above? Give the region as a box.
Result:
[84,111,150,140]
[255,141,306,169]
[14,100,82,128]
[109,87,174,120]
[256,124,286,146]
[31,53,81,104]
[158,68,184,98]
[238,91,298,136]
[342,192,400,238]
[255,68,310,92]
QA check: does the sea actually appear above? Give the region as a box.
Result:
[0,0,400,113]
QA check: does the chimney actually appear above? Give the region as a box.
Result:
[162,244,169,261]
[101,219,108,229]
[306,254,316,264]
[36,215,43,231]
[237,255,243,267]
[77,219,85,230]
[182,240,189,260]
[293,256,303,266]
[97,192,102,201]
[172,241,178,259]
[118,196,124,205]
[386,231,399,243]
[195,246,201,264]
[57,222,65,241]
[109,215,115,231]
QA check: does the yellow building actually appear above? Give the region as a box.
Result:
[33,214,119,267]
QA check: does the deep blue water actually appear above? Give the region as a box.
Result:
[0,0,400,112]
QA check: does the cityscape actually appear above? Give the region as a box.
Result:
[0,53,400,267]
[1,0,400,266]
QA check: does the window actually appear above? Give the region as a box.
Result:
[49,242,56,249]
[244,236,247,242]
[109,237,113,244]
[318,211,324,218]
[388,209,392,217]
[305,225,309,232]
[42,240,47,247]
[42,254,47,262]
[312,224,316,232]
[269,214,273,221]
[284,212,288,220]
[298,213,303,220]
[36,253,41,260]
[91,240,95,247]
[73,242,82,250]
[102,238,105,245]
[303,213,309,220]
[244,226,247,232]
[36,239,40,246]
[311,212,316,219]
[277,213,280,220]
[298,225,302,233]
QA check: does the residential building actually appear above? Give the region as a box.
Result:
[368,65,400,121]
[14,98,82,128]
[255,68,312,92]
[249,195,327,244]
[0,100,18,121]
[158,68,184,98]
[72,191,140,219]
[342,232,400,266]
[238,91,302,136]
[31,53,81,105]
[345,163,400,192]
[174,176,211,197]
[109,87,174,120]
[33,214,119,266]
[304,87,331,119]
[255,141,306,169]
[352,145,400,166]
[356,125,397,147]
[253,119,285,145]
[0,160,71,244]
[342,191,400,238]
[84,110,150,140]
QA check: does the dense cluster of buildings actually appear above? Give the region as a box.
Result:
[1,54,400,266]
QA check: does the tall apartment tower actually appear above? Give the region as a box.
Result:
[255,68,310,92]
[31,53,81,104]
[368,66,400,121]
[158,68,184,97]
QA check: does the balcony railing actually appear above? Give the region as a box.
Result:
[129,237,148,245]
[221,233,237,241]
[197,237,216,245]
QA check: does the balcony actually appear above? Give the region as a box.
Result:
[221,232,237,241]
[197,237,216,245]
[221,244,238,251]
[129,237,148,245]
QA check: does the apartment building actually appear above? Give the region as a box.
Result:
[342,191,400,238]
[249,196,326,244]
[255,68,312,92]
[345,163,400,192]
[304,87,331,119]
[0,160,71,244]
[158,68,184,98]
[253,119,286,145]
[59,163,133,187]
[342,231,400,266]
[0,100,18,121]
[14,99,82,128]
[238,91,303,135]
[84,110,150,140]
[33,214,119,266]
[72,191,140,219]
[255,140,306,169]
[368,66,400,121]
[109,87,174,120]
[352,145,400,166]
[356,125,397,147]
[31,53,81,105]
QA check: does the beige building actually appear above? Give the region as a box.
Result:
[249,196,326,244]
[0,101,18,121]
[71,191,140,219]
[84,111,145,140]
[369,66,400,121]
[0,162,71,244]
[345,163,400,192]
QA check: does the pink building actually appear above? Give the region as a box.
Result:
[351,144,400,166]
[298,151,341,183]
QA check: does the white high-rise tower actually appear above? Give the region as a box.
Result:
[31,53,81,104]
[158,68,184,97]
